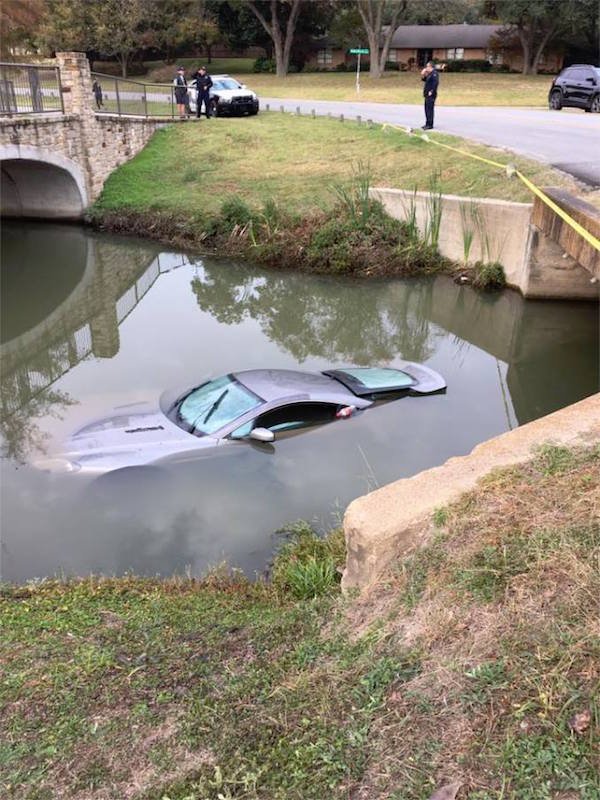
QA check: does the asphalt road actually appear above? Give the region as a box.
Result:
[261,97,600,187]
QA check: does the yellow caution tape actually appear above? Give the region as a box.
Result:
[381,123,600,253]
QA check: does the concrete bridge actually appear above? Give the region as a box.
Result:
[0,52,161,219]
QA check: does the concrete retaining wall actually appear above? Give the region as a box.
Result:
[342,392,600,592]
[372,187,598,301]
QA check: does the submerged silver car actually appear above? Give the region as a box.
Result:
[35,365,445,477]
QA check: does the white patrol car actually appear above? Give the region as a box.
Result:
[188,74,259,117]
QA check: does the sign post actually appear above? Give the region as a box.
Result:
[349,47,369,94]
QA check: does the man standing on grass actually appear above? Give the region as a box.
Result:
[421,61,439,130]
[192,66,214,119]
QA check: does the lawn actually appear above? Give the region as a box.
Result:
[94,113,576,219]
[239,71,553,107]
[2,446,598,800]
[143,61,552,107]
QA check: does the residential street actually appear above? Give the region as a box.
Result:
[261,97,600,188]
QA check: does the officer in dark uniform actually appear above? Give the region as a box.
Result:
[421,61,439,130]
[192,66,214,118]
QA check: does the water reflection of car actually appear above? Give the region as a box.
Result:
[34,365,445,477]
[188,74,259,117]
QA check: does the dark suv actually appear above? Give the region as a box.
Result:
[549,64,600,112]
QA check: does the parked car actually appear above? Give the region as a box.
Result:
[188,74,259,117]
[548,64,600,112]
[34,365,446,477]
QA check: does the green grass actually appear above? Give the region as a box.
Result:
[93,113,577,220]
[224,71,553,107]
[2,446,598,799]
[141,63,553,107]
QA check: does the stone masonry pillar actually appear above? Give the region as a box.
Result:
[55,52,95,120]
[55,52,97,203]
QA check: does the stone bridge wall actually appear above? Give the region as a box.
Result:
[0,52,162,217]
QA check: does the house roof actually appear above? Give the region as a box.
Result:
[390,24,504,49]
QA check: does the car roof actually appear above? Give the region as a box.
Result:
[234,369,355,404]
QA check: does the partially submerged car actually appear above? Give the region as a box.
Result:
[34,365,445,477]
[188,74,259,117]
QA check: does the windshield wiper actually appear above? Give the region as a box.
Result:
[192,388,229,433]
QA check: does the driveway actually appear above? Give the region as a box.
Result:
[260,97,600,188]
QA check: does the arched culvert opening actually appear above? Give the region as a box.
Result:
[1,159,85,220]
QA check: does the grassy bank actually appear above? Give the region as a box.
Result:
[143,62,551,108]
[94,115,574,216]
[2,445,598,799]
[91,113,577,281]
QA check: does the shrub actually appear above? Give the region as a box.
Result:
[253,56,275,73]
[334,62,348,72]
[472,260,506,290]
[385,61,400,71]
[445,59,491,72]
[219,195,254,228]
[491,63,510,73]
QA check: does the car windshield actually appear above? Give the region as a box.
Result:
[213,78,242,90]
[177,375,262,435]
[594,68,600,78]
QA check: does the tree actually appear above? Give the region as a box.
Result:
[0,0,45,58]
[143,0,199,64]
[214,2,274,57]
[197,14,221,62]
[243,0,304,76]
[355,0,407,78]
[90,0,148,77]
[490,0,575,74]
[36,0,95,55]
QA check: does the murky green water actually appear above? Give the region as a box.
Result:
[1,221,598,582]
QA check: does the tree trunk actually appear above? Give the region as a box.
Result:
[207,44,212,64]
[531,23,557,74]
[245,0,302,78]
[377,3,405,74]
[517,27,532,74]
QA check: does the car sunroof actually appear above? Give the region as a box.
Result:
[324,367,416,396]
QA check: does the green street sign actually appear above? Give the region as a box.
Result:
[349,48,369,55]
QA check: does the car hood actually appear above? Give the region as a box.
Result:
[214,88,257,100]
[56,401,204,473]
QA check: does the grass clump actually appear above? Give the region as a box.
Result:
[471,260,506,290]
[271,521,345,600]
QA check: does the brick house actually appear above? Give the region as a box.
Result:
[305,24,564,72]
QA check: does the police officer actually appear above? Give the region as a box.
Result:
[192,66,213,118]
[421,61,439,130]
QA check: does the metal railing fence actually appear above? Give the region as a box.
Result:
[91,72,180,118]
[0,62,64,115]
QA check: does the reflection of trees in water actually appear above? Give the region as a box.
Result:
[0,384,75,463]
[191,264,436,364]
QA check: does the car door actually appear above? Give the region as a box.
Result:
[579,68,599,105]
[569,68,591,106]
[229,401,343,441]
[560,68,579,104]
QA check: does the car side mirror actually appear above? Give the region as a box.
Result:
[249,427,274,443]
[586,77,596,83]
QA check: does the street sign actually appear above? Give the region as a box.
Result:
[350,48,369,94]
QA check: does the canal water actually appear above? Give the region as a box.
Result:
[1,221,598,583]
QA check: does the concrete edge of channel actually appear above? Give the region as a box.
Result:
[342,392,600,593]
